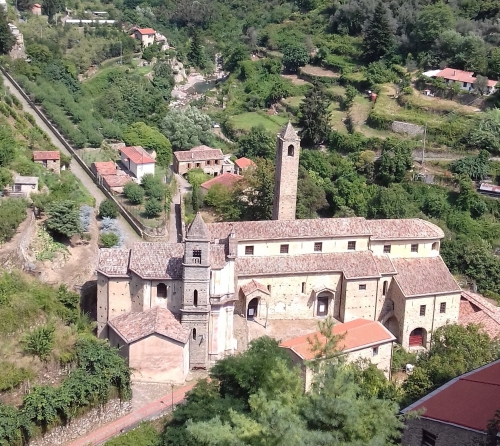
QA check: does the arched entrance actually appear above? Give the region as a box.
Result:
[315,290,337,318]
[409,328,427,347]
[247,298,259,320]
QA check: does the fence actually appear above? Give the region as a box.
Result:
[0,67,170,241]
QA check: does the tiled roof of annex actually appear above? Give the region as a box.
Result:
[33,151,60,161]
[93,161,117,176]
[234,157,256,169]
[392,257,460,297]
[459,290,500,339]
[373,255,397,275]
[402,359,500,432]
[136,28,155,35]
[280,319,396,360]
[207,217,444,242]
[436,67,497,88]
[97,249,131,277]
[109,306,190,344]
[236,251,380,279]
[174,146,224,162]
[119,146,155,165]
[240,279,270,296]
[102,174,131,188]
[201,173,242,190]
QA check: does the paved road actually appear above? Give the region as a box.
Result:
[1,74,142,247]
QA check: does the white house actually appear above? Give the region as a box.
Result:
[423,67,498,95]
[119,146,155,182]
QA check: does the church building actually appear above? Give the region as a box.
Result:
[96,123,462,383]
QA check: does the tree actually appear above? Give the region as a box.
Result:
[223,45,249,72]
[152,62,175,99]
[42,0,64,22]
[204,183,241,221]
[123,182,145,204]
[144,198,162,218]
[298,81,331,146]
[0,167,12,189]
[188,30,205,69]
[450,150,490,180]
[296,167,327,219]
[376,138,413,185]
[99,199,118,219]
[161,106,212,151]
[238,125,275,159]
[46,200,81,237]
[474,75,489,96]
[413,2,456,52]
[282,43,310,72]
[123,122,172,168]
[466,109,500,154]
[100,232,119,247]
[362,2,395,63]
[0,8,14,55]
[266,79,290,106]
[186,168,210,189]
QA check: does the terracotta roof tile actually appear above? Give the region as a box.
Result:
[436,68,497,88]
[373,255,397,275]
[234,157,256,169]
[403,360,500,432]
[459,291,500,339]
[136,28,155,35]
[240,279,270,296]
[109,307,190,344]
[367,219,444,240]
[33,151,60,161]
[103,174,131,188]
[201,173,242,190]
[236,251,380,279]
[93,161,117,176]
[392,257,460,297]
[120,146,155,165]
[97,248,130,277]
[129,243,184,279]
[174,146,224,162]
[210,244,226,269]
[280,319,395,360]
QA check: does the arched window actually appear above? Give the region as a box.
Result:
[157,283,167,299]
[287,144,294,156]
[193,290,198,307]
[382,281,388,296]
[192,328,197,340]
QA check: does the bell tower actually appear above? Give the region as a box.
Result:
[273,122,300,220]
[181,212,210,369]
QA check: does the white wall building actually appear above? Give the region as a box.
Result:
[119,146,155,182]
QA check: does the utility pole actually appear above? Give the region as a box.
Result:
[422,124,427,167]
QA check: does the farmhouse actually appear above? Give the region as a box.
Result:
[173,146,234,176]
[33,151,60,174]
[133,28,155,47]
[119,146,155,182]
[9,175,38,197]
[234,157,256,174]
[423,68,497,95]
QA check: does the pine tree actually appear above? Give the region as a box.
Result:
[188,30,205,69]
[298,81,331,146]
[0,8,14,55]
[362,1,395,63]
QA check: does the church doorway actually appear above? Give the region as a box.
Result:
[247,298,259,320]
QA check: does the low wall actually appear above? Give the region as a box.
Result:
[391,121,425,136]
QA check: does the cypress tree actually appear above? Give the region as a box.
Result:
[188,30,205,69]
[362,1,395,63]
[298,81,331,146]
[0,8,14,55]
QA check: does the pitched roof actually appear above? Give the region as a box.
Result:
[402,359,500,432]
[240,279,270,296]
[109,306,190,344]
[119,146,155,165]
[210,244,227,269]
[392,257,460,297]
[459,291,500,339]
[201,173,242,190]
[187,213,210,240]
[435,68,497,88]
[236,251,380,279]
[279,122,298,140]
[207,218,371,241]
[280,319,395,360]
[33,151,60,161]
[174,146,224,162]
[366,219,444,240]
[103,174,131,188]
[234,157,256,169]
[14,176,38,185]
[136,28,155,35]
[373,255,397,275]
[129,243,184,279]
[93,161,117,176]
[97,248,130,277]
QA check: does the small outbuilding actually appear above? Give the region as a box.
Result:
[31,3,42,15]
[10,175,39,197]
[234,157,256,175]
[134,28,155,47]
[33,151,60,174]
[200,172,242,193]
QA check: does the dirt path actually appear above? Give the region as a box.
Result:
[1,73,141,248]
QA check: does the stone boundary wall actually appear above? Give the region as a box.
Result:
[391,121,425,136]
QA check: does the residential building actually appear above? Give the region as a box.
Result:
[234,157,256,175]
[173,146,234,176]
[119,146,155,182]
[134,28,155,47]
[31,3,41,15]
[92,161,131,193]
[402,359,500,446]
[423,68,497,95]
[200,172,242,193]
[33,151,60,174]
[281,319,396,390]
[459,290,500,339]
[96,123,464,384]
[9,176,38,197]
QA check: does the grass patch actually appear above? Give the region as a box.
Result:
[229,112,289,133]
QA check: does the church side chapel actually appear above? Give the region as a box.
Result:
[97,123,462,383]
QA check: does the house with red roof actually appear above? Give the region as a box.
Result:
[33,151,60,174]
[423,67,498,95]
[133,28,155,47]
[234,157,256,175]
[119,146,155,182]
[31,3,41,15]
[200,172,242,193]
[402,359,500,446]
[281,319,396,390]
[173,146,234,176]
[92,160,132,193]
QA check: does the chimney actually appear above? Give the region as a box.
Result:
[453,70,456,76]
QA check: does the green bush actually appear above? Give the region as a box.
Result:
[0,362,34,392]
[100,232,119,248]
[99,199,119,219]
[144,198,162,218]
[123,182,144,204]
[22,325,56,361]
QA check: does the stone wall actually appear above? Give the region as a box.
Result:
[391,121,425,136]
[29,398,132,446]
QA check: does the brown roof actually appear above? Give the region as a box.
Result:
[459,291,500,339]
[201,173,242,190]
[236,251,380,279]
[93,161,117,176]
[373,255,397,275]
[280,319,395,360]
[240,279,270,296]
[120,146,155,165]
[136,28,155,35]
[109,306,190,344]
[129,243,184,279]
[33,151,60,161]
[436,68,497,88]
[234,157,256,169]
[207,218,371,241]
[210,244,227,269]
[174,146,224,162]
[392,257,460,297]
[367,219,444,240]
[103,174,131,188]
[97,248,130,277]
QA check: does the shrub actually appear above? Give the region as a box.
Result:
[100,218,125,247]
[147,184,165,201]
[0,362,34,392]
[123,182,144,204]
[144,198,162,218]
[46,200,82,237]
[100,232,119,247]
[99,199,118,219]
[79,205,93,232]
[22,325,56,361]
